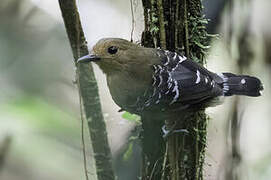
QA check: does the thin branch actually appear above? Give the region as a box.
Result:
[0,135,12,171]
[161,142,168,180]
[79,95,89,180]
[149,158,161,180]
[194,120,199,180]
[58,1,115,180]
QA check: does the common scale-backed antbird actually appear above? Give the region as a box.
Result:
[78,38,263,118]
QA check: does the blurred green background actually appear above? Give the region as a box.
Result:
[0,0,270,180]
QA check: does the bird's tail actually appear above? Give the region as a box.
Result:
[219,73,263,97]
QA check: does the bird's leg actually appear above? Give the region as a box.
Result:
[162,121,189,139]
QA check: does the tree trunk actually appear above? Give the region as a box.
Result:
[141,0,209,179]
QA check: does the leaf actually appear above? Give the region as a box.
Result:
[151,16,158,23]
[199,19,208,24]
[122,112,141,125]
[150,26,159,33]
[194,41,210,49]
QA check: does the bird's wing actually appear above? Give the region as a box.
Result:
[169,59,223,104]
[140,50,223,111]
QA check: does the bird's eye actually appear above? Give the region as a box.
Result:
[108,46,118,54]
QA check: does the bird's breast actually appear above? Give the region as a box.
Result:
[106,74,150,112]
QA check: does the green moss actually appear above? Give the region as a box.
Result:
[141,0,211,179]
[188,15,211,65]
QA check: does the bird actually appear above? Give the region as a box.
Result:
[77,38,263,116]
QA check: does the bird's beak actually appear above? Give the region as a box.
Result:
[77,54,101,63]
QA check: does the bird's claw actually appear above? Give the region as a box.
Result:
[162,125,189,139]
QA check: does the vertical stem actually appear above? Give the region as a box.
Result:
[58,1,115,180]
[175,136,180,180]
[157,0,167,49]
[194,120,199,180]
[0,135,12,171]
[161,142,168,180]
[183,0,190,57]
[79,95,89,180]
[168,136,177,180]
[175,0,180,49]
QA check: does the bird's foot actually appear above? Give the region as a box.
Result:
[162,124,189,139]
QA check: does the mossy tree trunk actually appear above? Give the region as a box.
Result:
[141,0,210,179]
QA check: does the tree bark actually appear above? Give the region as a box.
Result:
[58,1,115,180]
[141,0,209,179]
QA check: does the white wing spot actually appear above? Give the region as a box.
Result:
[211,80,215,87]
[168,82,173,89]
[152,75,156,85]
[205,77,208,84]
[153,65,159,73]
[195,70,201,84]
[167,71,172,83]
[155,93,162,104]
[164,56,170,65]
[241,79,246,84]
[157,65,162,70]
[158,75,163,87]
[173,53,177,59]
[217,73,228,82]
[178,55,187,62]
[152,88,157,97]
[170,80,180,105]
[157,52,161,57]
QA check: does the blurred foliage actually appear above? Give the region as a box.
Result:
[0,96,88,180]
[1,97,78,136]
[0,0,86,180]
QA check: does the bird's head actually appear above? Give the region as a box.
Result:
[77,38,158,75]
